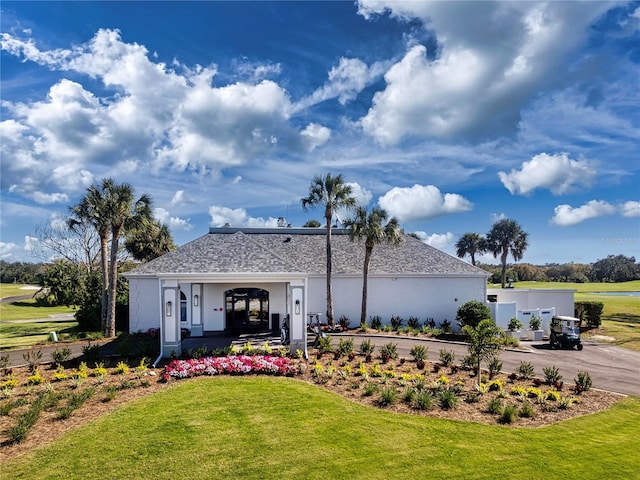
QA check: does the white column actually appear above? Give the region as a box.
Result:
[288,279,307,356]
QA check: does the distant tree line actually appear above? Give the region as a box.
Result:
[478,254,639,284]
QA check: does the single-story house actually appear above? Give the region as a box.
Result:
[124,226,490,358]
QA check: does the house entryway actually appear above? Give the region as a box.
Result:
[225,288,269,333]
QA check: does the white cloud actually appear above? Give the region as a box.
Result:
[296,57,387,110]
[208,205,279,228]
[347,182,373,207]
[498,152,595,195]
[378,184,472,222]
[154,207,193,231]
[0,242,19,261]
[300,123,331,152]
[170,190,186,206]
[621,201,640,218]
[30,191,69,205]
[551,200,616,226]
[357,1,613,144]
[412,231,455,250]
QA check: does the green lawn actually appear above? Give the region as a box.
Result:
[2,377,639,479]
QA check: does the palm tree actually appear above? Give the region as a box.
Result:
[455,232,486,266]
[68,179,114,333]
[301,173,356,325]
[125,220,176,262]
[485,219,529,288]
[105,183,153,337]
[344,206,403,327]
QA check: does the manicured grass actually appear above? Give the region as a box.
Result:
[0,283,42,299]
[3,377,639,479]
[0,319,79,349]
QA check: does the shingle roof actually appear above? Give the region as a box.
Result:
[125,228,487,277]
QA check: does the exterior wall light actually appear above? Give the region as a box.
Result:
[295,299,300,314]
[166,301,172,316]
[193,294,199,307]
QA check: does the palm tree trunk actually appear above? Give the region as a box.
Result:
[500,251,508,288]
[99,235,109,333]
[106,228,121,337]
[325,210,334,326]
[361,246,372,326]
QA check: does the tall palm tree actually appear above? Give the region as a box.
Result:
[68,179,114,333]
[485,219,529,288]
[301,173,356,325]
[455,232,486,266]
[125,220,176,262]
[344,206,403,327]
[105,183,153,337]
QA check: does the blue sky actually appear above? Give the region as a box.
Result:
[1,1,639,266]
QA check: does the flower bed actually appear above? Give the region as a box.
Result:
[162,355,297,380]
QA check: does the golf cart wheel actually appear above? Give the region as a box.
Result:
[577,344,584,351]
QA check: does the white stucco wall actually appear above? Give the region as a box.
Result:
[128,278,160,333]
[487,289,575,317]
[308,275,486,330]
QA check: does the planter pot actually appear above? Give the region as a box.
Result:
[533,330,544,341]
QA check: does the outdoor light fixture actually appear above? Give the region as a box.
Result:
[295,299,300,314]
[193,294,199,307]
[166,301,172,316]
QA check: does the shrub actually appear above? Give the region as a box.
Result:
[574,371,592,393]
[487,397,503,414]
[358,339,375,358]
[437,388,458,410]
[51,347,72,366]
[529,315,542,331]
[402,386,417,403]
[317,335,333,354]
[440,319,452,333]
[409,344,428,363]
[22,350,42,372]
[517,361,535,380]
[379,342,398,362]
[407,316,421,329]
[8,394,45,444]
[488,356,503,378]
[370,315,382,330]
[456,300,491,329]
[378,386,398,406]
[439,349,455,367]
[508,318,523,331]
[502,336,520,347]
[519,401,535,418]
[338,315,351,331]
[414,391,435,410]
[82,342,101,364]
[543,365,563,385]
[363,382,378,397]
[336,338,355,357]
[114,361,130,375]
[390,316,404,331]
[500,405,518,424]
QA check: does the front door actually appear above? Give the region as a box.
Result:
[225,288,269,333]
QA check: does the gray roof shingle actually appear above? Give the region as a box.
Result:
[126,228,487,277]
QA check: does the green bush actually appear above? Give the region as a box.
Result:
[379,342,398,362]
[369,315,382,330]
[519,400,535,418]
[543,365,563,385]
[574,371,592,393]
[337,338,355,357]
[51,347,72,366]
[407,316,421,329]
[414,391,434,410]
[359,339,375,356]
[390,316,404,331]
[488,356,503,378]
[439,349,455,367]
[378,387,398,406]
[487,397,502,414]
[500,405,518,424]
[409,344,428,362]
[456,300,492,329]
[437,388,458,410]
[575,301,604,328]
[517,361,535,380]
